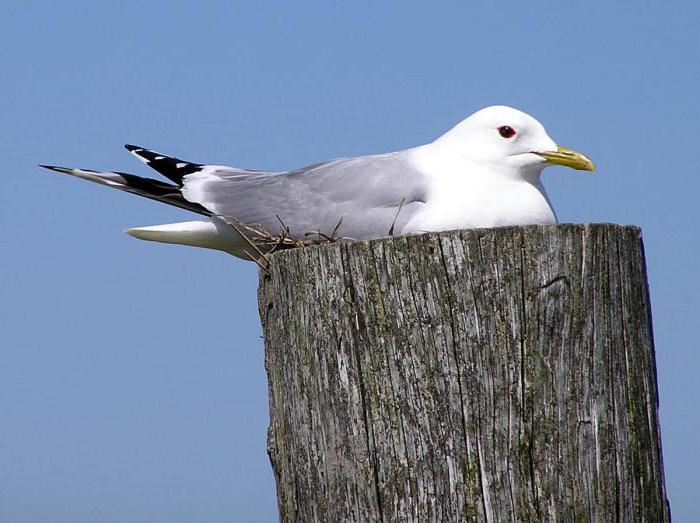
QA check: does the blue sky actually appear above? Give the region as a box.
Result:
[1,1,698,521]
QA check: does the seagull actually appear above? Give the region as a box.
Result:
[41,105,595,260]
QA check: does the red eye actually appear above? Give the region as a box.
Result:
[498,125,516,138]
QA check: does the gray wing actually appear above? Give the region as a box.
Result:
[180,151,428,240]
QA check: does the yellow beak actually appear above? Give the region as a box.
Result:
[536,145,596,172]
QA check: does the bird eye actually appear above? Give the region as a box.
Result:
[498,126,516,139]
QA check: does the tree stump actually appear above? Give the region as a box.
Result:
[257,224,669,522]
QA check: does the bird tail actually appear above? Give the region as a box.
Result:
[39,165,210,216]
[125,219,245,256]
[41,148,247,257]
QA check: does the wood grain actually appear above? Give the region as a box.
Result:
[258,224,669,522]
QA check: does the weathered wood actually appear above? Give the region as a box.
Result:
[257,224,669,522]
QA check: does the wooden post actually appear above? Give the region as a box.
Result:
[257,224,669,522]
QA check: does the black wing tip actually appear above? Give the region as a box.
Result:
[39,164,69,173]
[124,144,144,152]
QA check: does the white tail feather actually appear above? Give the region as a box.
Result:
[125,219,245,257]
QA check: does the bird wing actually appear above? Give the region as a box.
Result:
[44,145,429,241]
[39,165,211,216]
[180,152,429,240]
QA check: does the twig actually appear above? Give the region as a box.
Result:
[244,249,270,274]
[227,219,269,261]
[388,198,406,237]
[275,215,291,236]
[304,230,339,242]
[330,217,344,240]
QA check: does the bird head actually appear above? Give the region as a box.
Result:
[436,105,595,179]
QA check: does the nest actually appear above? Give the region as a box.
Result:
[222,198,407,272]
[221,215,352,273]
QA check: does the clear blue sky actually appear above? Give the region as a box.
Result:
[2,1,698,521]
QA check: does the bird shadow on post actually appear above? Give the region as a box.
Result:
[257,224,670,522]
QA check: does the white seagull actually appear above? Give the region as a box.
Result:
[42,105,595,260]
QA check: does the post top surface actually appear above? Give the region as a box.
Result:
[268,223,642,263]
